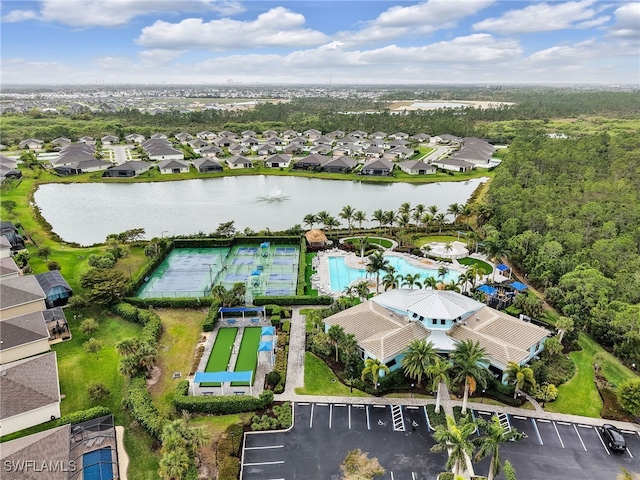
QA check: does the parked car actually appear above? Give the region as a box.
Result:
[600,424,627,453]
[4,170,22,179]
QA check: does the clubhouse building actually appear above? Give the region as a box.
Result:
[324,289,550,381]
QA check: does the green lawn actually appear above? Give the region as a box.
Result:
[415,235,459,247]
[231,327,262,386]
[149,309,207,414]
[295,352,369,397]
[579,334,638,387]
[545,333,603,417]
[343,236,394,248]
[457,257,493,275]
[304,252,318,297]
[201,327,238,387]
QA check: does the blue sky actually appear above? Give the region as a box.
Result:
[1,0,638,84]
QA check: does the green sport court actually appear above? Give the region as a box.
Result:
[136,243,300,299]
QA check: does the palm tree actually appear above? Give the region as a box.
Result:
[353,280,370,302]
[187,425,210,462]
[382,266,400,291]
[555,316,574,343]
[451,339,490,414]
[158,450,190,480]
[328,324,346,362]
[340,205,356,234]
[384,210,398,234]
[447,203,462,224]
[428,204,439,216]
[482,236,506,281]
[423,276,438,290]
[504,361,536,399]
[353,210,367,230]
[303,213,317,229]
[316,210,331,229]
[458,272,472,294]
[401,339,437,387]
[116,338,140,356]
[399,202,412,216]
[435,213,447,233]
[401,273,422,289]
[355,236,369,262]
[443,280,461,292]
[398,212,412,230]
[428,357,452,413]
[413,204,426,227]
[421,213,434,229]
[372,209,385,231]
[431,415,476,478]
[327,216,341,232]
[361,357,389,389]
[438,265,450,281]
[460,204,474,228]
[366,251,389,294]
[474,416,522,480]
[444,242,453,254]
[467,264,487,289]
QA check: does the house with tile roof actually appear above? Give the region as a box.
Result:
[323,289,549,380]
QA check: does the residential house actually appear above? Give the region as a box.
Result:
[450,149,492,166]
[197,131,217,141]
[150,133,168,140]
[264,154,292,168]
[18,139,44,151]
[53,159,111,175]
[385,139,409,149]
[0,234,13,259]
[293,153,330,170]
[309,145,332,155]
[0,311,51,365]
[324,289,549,380]
[241,136,260,148]
[158,159,190,174]
[303,129,322,139]
[218,130,238,139]
[214,137,235,148]
[360,158,393,176]
[431,158,475,172]
[398,160,436,175]
[348,130,368,139]
[50,137,72,148]
[188,138,209,150]
[289,136,307,146]
[257,144,277,156]
[336,136,360,147]
[0,223,25,252]
[200,145,223,158]
[364,146,384,158]
[0,273,47,321]
[313,136,333,146]
[102,161,153,178]
[147,145,184,162]
[321,156,357,173]
[228,143,249,156]
[370,131,387,140]
[262,129,279,138]
[241,130,257,138]
[390,132,409,140]
[0,352,61,436]
[192,158,223,173]
[434,134,462,145]
[283,144,303,155]
[410,133,431,143]
[265,136,284,146]
[125,133,145,144]
[78,136,96,145]
[226,156,253,169]
[383,146,414,161]
[101,135,119,145]
[174,132,193,143]
[326,130,345,139]
[282,129,300,139]
[0,256,20,279]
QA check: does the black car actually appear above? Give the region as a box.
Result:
[4,169,22,179]
[600,424,627,453]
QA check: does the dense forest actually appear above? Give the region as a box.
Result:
[483,132,640,366]
[2,89,640,145]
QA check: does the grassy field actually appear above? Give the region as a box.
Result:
[295,352,369,397]
[231,327,262,386]
[201,327,237,387]
[415,235,459,247]
[546,334,604,417]
[304,252,318,297]
[343,236,394,248]
[149,308,207,414]
[457,257,493,274]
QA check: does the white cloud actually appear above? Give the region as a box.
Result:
[136,7,329,50]
[338,0,495,46]
[608,2,640,38]
[473,0,603,34]
[1,0,245,27]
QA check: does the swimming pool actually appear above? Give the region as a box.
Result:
[82,448,114,480]
[328,256,458,291]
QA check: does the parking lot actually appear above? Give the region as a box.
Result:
[241,402,447,480]
[240,402,640,480]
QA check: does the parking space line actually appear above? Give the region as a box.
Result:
[594,426,610,455]
[298,402,309,405]
[373,405,386,408]
[557,421,571,425]
[348,405,351,429]
[532,419,543,445]
[335,403,346,407]
[329,404,333,429]
[390,471,395,480]
[317,403,328,406]
[578,424,592,428]
[478,411,492,415]
[407,406,419,410]
[243,461,285,466]
[513,416,526,420]
[538,419,551,423]
[353,404,364,407]
[573,424,587,451]
[553,421,565,448]
[244,445,284,450]
[412,473,417,480]
[627,448,634,459]
[310,403,314,429]
[366,406,371,430]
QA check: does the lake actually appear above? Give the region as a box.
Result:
[34,176,487,245]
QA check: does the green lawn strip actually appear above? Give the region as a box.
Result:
[457,257,493,275]
[579,334,639,387]
[414,235,460,247]
[304,252,318,297]
[53,309,143,419]
[545,333,603,417]
[201,327,238,387]
[230,327,262,386]
[149,309,206,414]
[123,424,160,480]
[343,236,393,248]
[295,352,370,397]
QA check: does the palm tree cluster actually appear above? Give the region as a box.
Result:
[431,414,523,480]
[158,419,210,480]
[117,337,158,378]
[211,282,246,307]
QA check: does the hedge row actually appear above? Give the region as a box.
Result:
[296,237,307,295]
[173,236,300,249]
[125,296,214,309]
[253,295,333,306]
[202,300,220,332]
[56,406,111,427]
[172,380,274,414]
[127,240,173,295]
[111,302,163,345]
[124,376,166,439]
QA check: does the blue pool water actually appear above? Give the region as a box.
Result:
[328,256,458,291]
[82,448,113,480]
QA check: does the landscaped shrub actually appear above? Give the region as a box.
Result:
[111,302,140,322]
[202,300,220,332]
[282,320,291,333]
[297,237,307,295]
[56,406,111,427]
[124,376,166,439]
[253,295,333,306]
[124,297,212,309]
[265,370,282,388]
[270,315,281,327]
[172,380,274,414]
[189,345,205,376]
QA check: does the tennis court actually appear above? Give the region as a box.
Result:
[200,327,238,387]
[135,243,300,299]
[230,327,262,386]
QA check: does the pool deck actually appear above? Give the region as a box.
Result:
[312,248,509,296]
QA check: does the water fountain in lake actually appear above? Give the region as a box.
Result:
[259,186,289,202]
